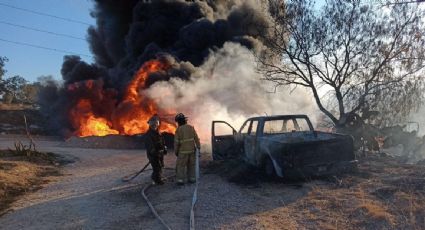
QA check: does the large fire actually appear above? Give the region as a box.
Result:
[68,59,176,137]
[69,99,119,137]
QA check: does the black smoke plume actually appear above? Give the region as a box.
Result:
[40,0,273,135]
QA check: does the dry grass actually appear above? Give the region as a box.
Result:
[231,155,425,230]
[247,186,396,230]
[357,201,394,222]
[0,103,33,110]
[0,149,60,216]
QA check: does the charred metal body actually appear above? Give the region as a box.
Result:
[212,115,357,179]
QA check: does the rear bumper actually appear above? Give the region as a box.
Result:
[284,160,358,178]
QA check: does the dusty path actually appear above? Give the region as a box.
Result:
[0,135,309,230]
[6,135,421,229]
[0,136,164,229]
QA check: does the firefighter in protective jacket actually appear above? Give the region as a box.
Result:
[145,115,167,185]
[174,113,200,185]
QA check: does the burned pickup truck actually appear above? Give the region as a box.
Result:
[212,115,357,178]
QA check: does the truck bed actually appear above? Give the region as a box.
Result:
[261,131,356,177]
[261,131,347,144]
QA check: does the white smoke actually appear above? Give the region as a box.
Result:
[146,43,319,147]
[409,106,425,137]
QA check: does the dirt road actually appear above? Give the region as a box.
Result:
[0,135,164,229]
[4,135,422,229]
[0,136,308,230]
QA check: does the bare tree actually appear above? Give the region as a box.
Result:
[259,0,425,129]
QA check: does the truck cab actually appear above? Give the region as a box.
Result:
[212,115,357,178]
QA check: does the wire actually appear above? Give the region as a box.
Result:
[0,2,91,26]
[0,38,93,58]
[384,0,425,5]
[0,20,86,41]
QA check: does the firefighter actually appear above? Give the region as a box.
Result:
[145,115,167,185]
[174,113,200,185]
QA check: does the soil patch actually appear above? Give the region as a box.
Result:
[0,149,62,216]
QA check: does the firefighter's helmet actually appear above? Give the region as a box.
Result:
[175,113,187,122]
[147,114,160,129]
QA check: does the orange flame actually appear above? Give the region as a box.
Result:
[68,59,177,137]
[69,99,119,137]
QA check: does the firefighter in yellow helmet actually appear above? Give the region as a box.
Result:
[174,113,200,185]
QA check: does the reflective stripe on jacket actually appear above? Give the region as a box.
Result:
[174,124,200,155]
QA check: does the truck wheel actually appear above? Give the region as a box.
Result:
[265,157,275,177]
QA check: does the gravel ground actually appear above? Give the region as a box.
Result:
[0,135,312,230]
[3,135,421,229]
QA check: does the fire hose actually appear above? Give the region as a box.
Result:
[189,148,200,230]
[123,149,200,230]
[142,177,173,230]
[121,161,151,182]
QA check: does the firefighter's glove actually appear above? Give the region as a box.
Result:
[158,148,167,156]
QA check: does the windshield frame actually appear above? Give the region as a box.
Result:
[260,115,314,135]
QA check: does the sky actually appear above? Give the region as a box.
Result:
[0,0,332,83]
[1,0,410,83]
[0,0,95,82]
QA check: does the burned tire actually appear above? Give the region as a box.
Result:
[264,157,276,177]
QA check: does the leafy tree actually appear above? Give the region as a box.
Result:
[0,56,7,80]
[0,57,45,105]
[2,92,13,104]
[259,0,425,129]
[20,83,40,104]
[2,75,28,103]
